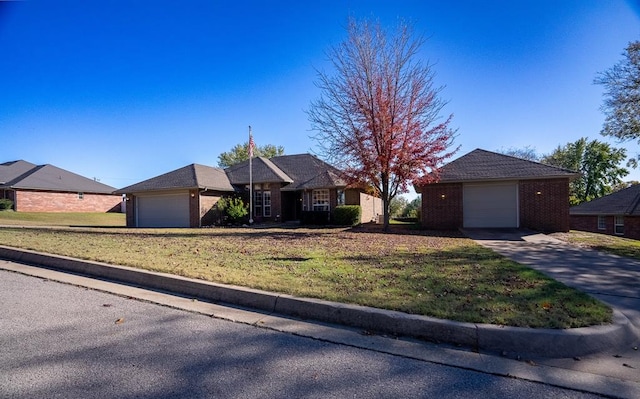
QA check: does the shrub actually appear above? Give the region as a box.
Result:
[333,205,361,226]
[0,199,13,211]
[214,196,248,224]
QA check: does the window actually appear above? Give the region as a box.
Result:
[312,189,330,212]
[263,190,271,217]
[78,192,84,200]
[615,216,624,235]
[597,215,606,230]
[254,190,262,217]
[337,189,345,206]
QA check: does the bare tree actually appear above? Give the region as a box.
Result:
[308,18,457,230]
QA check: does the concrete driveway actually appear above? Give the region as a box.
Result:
[464,228,640,379]
[463,229,640,328]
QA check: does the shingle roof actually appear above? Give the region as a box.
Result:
[224,157,293,185]
[433,149,578,183]
[269,154,347,190]
[0,161,116,194]
[570,184,640,216]
[115,164,234,194]
[0,160,37,184]
[117,154,349,194]
[224,153,347,190]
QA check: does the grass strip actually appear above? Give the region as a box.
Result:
[0,225,611,329]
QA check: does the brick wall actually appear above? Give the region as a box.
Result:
[571,215,640,240]
[359,192,382,223]
[519,178,570,232]
[125,195,136,227]
[270,185,282,221]
[15,190,121,212]
[420,183,463,230]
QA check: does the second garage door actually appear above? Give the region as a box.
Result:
[137,192,190,228]
[463,182,518,228]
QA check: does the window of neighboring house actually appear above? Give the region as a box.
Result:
[263,190,271,217]
[78,192,84,200]
[254,190,262,218]
[312,189,330,212]
[337,189,345,206]
[597,215,606,230]
[615,215,624,235]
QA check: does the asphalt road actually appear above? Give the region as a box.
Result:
[0,269,606,399]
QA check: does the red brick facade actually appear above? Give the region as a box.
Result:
[15,190,122,212]
[420,183,463,230]
[571,215,640,240]
[519,178,570,232]
[420,179,570,232]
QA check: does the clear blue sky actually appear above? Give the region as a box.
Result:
[2,1,639,197]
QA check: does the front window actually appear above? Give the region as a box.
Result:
[337,189,345,206]
[615,215,624,235]
[254,190,262,217]
[598,215,606,230]
[263,190,271,217]
[312,189,330,212]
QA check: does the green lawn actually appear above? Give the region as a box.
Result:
[552,230,640,260]
[0,217,611,329]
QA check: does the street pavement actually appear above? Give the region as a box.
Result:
[1,260,638,399]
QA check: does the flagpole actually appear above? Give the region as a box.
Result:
[249,126,253,225]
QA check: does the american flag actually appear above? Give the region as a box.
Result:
[249,132,255,158]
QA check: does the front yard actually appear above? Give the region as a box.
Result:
[0,222,611,329]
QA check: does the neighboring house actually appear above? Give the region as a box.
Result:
[416,149,578,232]
[570,184,640,240]
[116,153,382,228]
[0,160,121,212]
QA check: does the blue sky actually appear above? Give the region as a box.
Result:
[1,1,639,197]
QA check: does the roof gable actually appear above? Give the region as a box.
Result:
[269,154,347,190]
[570,184,640,216]
[225,157,293,185]
[116,164,233,193]
[435,149,578,183]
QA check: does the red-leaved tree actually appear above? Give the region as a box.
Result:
[308,18,457,230]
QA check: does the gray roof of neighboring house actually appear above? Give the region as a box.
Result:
[115,164,234,194]
[0,160,117,194]
[432,149,578,183]
[0,160,37,184]
[570,184,640,216]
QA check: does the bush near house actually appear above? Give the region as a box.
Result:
[333,205,362,226]
[0,199,14,210]
[213,196,249,225]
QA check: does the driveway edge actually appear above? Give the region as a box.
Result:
[1,244,636,358]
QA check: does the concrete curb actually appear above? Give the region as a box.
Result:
[1,244,637,358]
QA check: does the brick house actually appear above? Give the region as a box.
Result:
[116,154,382,228]
[0,160,122,212]
[416,149,578,232]
[570,184,640,240]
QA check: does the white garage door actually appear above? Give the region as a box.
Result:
[463,182,518,228]
[137,192,190,228]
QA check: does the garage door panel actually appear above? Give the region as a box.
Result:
[463,183,518,228]
[137,193,190,228]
